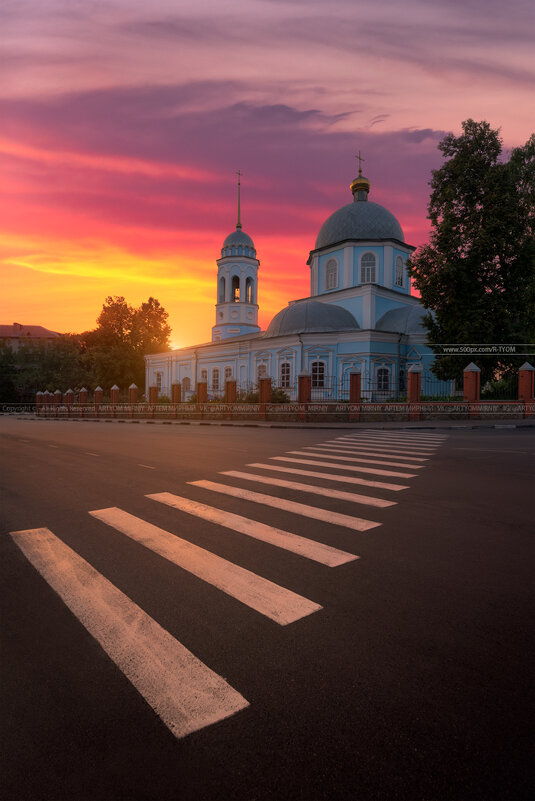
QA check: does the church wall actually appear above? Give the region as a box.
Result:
[317,248,344,294]
[393,247,411,295]
[352,246,384,286]
[374,294,413,322]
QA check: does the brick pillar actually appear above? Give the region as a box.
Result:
[298,373,311,421]
[129,383,138,404]
[148,386,158,404]
[54,389,62,405]
[196,382,207,403]
[64,389,74,405]
[35,391,43,415]
[171,383,181,404]
[94,386,103,406]
[110,385,120,405]
[518,362,534,418]
[349,371,361,422]
[408,364,422,420]
[225,380,237,403]
[259,377,271,404]
[79,388,88,404]
[463,362,480,418]
[44,390,54,406]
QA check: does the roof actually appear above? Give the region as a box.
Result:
[0,323,60,339]
[265,300,359,338]
[375,306,431,334]
[315,200,405,250]
[222,229,255,249]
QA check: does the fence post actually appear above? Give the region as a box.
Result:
[258,377,271,420]
[94,387,103,419]
[196,381,207,419]
[463,362,480,418]
[408,365,422,420]
[35,391,43,415]
[349,371,361,422]
[129,383,138,404]
[110,384,120,405]
[64,388,74,405]
[225,380,237,403]
[518,362,534,418]
[148,386,158,405]
[171,382,181,404]
[298,373,311,421]
[79,387,88,404]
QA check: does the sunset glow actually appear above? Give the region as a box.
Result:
[2,0,534,345]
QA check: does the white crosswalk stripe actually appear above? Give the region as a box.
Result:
[339,437,444,446]
[220,470,397,508]
[9,527,249,740]
[147,491,358,567]
[306,446,429,462]
[325,440,435,455]
[90,507,322,625]
[271,455,418,478]
[189,480,381,532]
[345,434,446,443]
[247,462,409,491]
[287,450,425,469]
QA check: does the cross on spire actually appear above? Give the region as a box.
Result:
[355,151,365,176]
[236,170,242,229]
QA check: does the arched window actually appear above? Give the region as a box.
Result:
[257,364,267,380]
[232,275,240,302]
[395,256,404,287]
[311,361,325,388]
[224,366,232,381]
[212,368,220,391]
[231,246,236,255]
[280,362,291,388]
[245,277,253,303]
[325,258,338,290]
[218,276,226,303]
[155,372,162,392]
[200,369,207,382]
[377,367,390,391]
[361,252,376,283]
[238,245,243,255]
[182,377,191,392]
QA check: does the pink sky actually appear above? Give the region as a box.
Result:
[1,0,534,348]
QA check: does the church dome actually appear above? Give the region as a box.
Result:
[265,300,359,338]
[375,305,431,334]
[223,229,255,249]
[314,175,404,250]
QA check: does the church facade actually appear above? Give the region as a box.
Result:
[145,173,450,401]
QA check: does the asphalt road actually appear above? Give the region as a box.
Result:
[1,418,533,801]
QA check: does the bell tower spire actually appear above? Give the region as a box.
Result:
[236,169,242,229]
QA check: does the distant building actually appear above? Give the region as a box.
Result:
[0,322,60,351]
[145,171,451,400]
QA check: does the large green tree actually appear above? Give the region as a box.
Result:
[407,120,535,385]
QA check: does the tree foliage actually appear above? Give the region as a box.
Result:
[1,296,172,401]
[407,120,535,384]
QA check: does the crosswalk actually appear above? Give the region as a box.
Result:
[10,429,447,741]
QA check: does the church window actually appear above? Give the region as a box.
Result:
[232,275,240,301]
[398,368,406,393]
[200,369,207,382]
[325,258,338,290]
[311,361,325,388]
[377,367,390,391]
[231,246,236,255]
[245,277,253,303]
[280,362,291,388]
[395,256,404,287]
[257,364,267,380]
[182,377,191,392]
[218,276,226,303]
[360,252,376,283]
[224,366,232,381]
[212,368,220,391]
[155,372,162,392]
[238,246,243,255]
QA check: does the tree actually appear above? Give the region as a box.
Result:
[407,120,535,385]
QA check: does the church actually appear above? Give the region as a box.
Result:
[145,169,450,402]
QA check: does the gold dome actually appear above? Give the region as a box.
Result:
[350,175,371,199]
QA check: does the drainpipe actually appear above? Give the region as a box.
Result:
[297,333,304,374]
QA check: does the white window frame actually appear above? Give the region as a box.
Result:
[280,362,291,388]
[325,258,338,290]
[212,368,220,391]
[395,255,404,287]
[377,366,390,392]
[360,252,376,283]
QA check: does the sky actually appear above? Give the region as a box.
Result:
[1,0,534,349]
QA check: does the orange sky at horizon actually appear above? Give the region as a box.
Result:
[2,0,533,349]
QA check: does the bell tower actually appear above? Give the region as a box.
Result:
[212,172,261,342]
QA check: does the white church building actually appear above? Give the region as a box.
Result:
[145,171,449,401]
